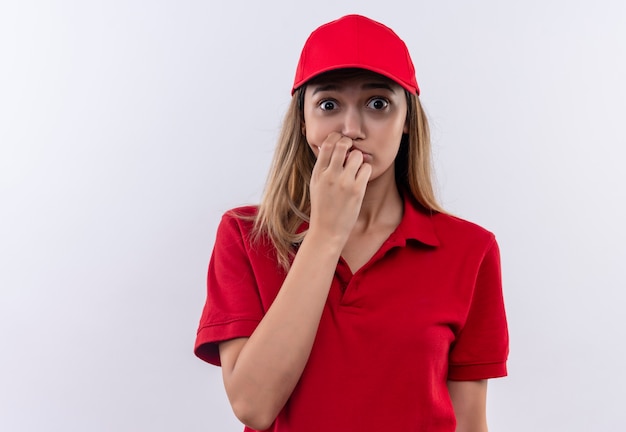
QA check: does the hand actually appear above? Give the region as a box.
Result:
[308,133,372,246]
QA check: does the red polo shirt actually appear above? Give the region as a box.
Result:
[195,195,509,432]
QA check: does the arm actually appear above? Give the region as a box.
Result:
[219,134,371,431]
[219,230,344,430]
[447,239,508,431]
[448,380,488,432]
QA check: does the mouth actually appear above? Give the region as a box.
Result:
[349,145,367,154]
[313,144,373,163]
[347,145,373,163]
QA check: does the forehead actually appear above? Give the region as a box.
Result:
[307,68,401,91]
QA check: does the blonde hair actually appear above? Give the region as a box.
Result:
[249,81,444,270]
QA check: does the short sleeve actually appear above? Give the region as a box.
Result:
[194,211,265,366]
[448,238,509,380]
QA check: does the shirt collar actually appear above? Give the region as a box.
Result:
[391,192,441,247]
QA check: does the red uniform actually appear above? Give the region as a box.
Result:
[195,194,509,431]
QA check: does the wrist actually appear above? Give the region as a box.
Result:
[300,228,345,258]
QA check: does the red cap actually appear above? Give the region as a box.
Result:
[292,14,419,95]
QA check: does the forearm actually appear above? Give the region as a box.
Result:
[222,230,342,429]
[221,134,369,430]
[448,380,488,432]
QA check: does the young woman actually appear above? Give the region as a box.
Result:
[195,14,509,432]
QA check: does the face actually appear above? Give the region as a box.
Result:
[302,70,408,184]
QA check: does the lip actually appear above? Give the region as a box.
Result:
[348,146,373,163]
[349,145,366,154]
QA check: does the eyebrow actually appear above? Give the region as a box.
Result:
[311,82,397,95]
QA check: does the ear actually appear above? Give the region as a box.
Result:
[301,121,306,135]
[403,120,409,134]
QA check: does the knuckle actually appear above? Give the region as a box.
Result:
[338,138,352,148]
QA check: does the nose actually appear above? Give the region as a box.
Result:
[340,106,365,140]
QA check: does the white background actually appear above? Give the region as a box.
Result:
[1,1,625,431]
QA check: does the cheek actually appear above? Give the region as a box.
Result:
[304,121,333,149]
[304,128,323,157]
[371,119,405,143]
[303,110,318,145]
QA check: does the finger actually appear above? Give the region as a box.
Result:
[343,149,364,177]
[327,136,353,171]
[355,162,372,187]
[312,133,342,174]
[311,142,333,177]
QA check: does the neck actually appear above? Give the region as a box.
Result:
[356,171,403,231]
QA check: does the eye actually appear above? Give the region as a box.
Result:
[319,100,338,111]
[367,98,389,110]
